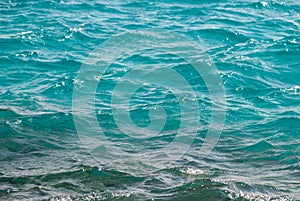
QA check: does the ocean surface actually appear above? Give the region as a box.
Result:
[1,0,300,200]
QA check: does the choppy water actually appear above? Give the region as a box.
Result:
[1,0,300,200]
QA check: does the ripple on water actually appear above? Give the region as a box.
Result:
[0,0,300,200]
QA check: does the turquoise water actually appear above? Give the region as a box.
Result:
[1,0,300,200]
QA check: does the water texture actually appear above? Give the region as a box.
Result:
[0,0,300,200]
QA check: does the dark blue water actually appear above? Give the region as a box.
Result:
[0,0,299,200]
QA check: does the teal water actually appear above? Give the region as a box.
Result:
[1,0,300,200]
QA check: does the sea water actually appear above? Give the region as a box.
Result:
[0,0,299,200]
